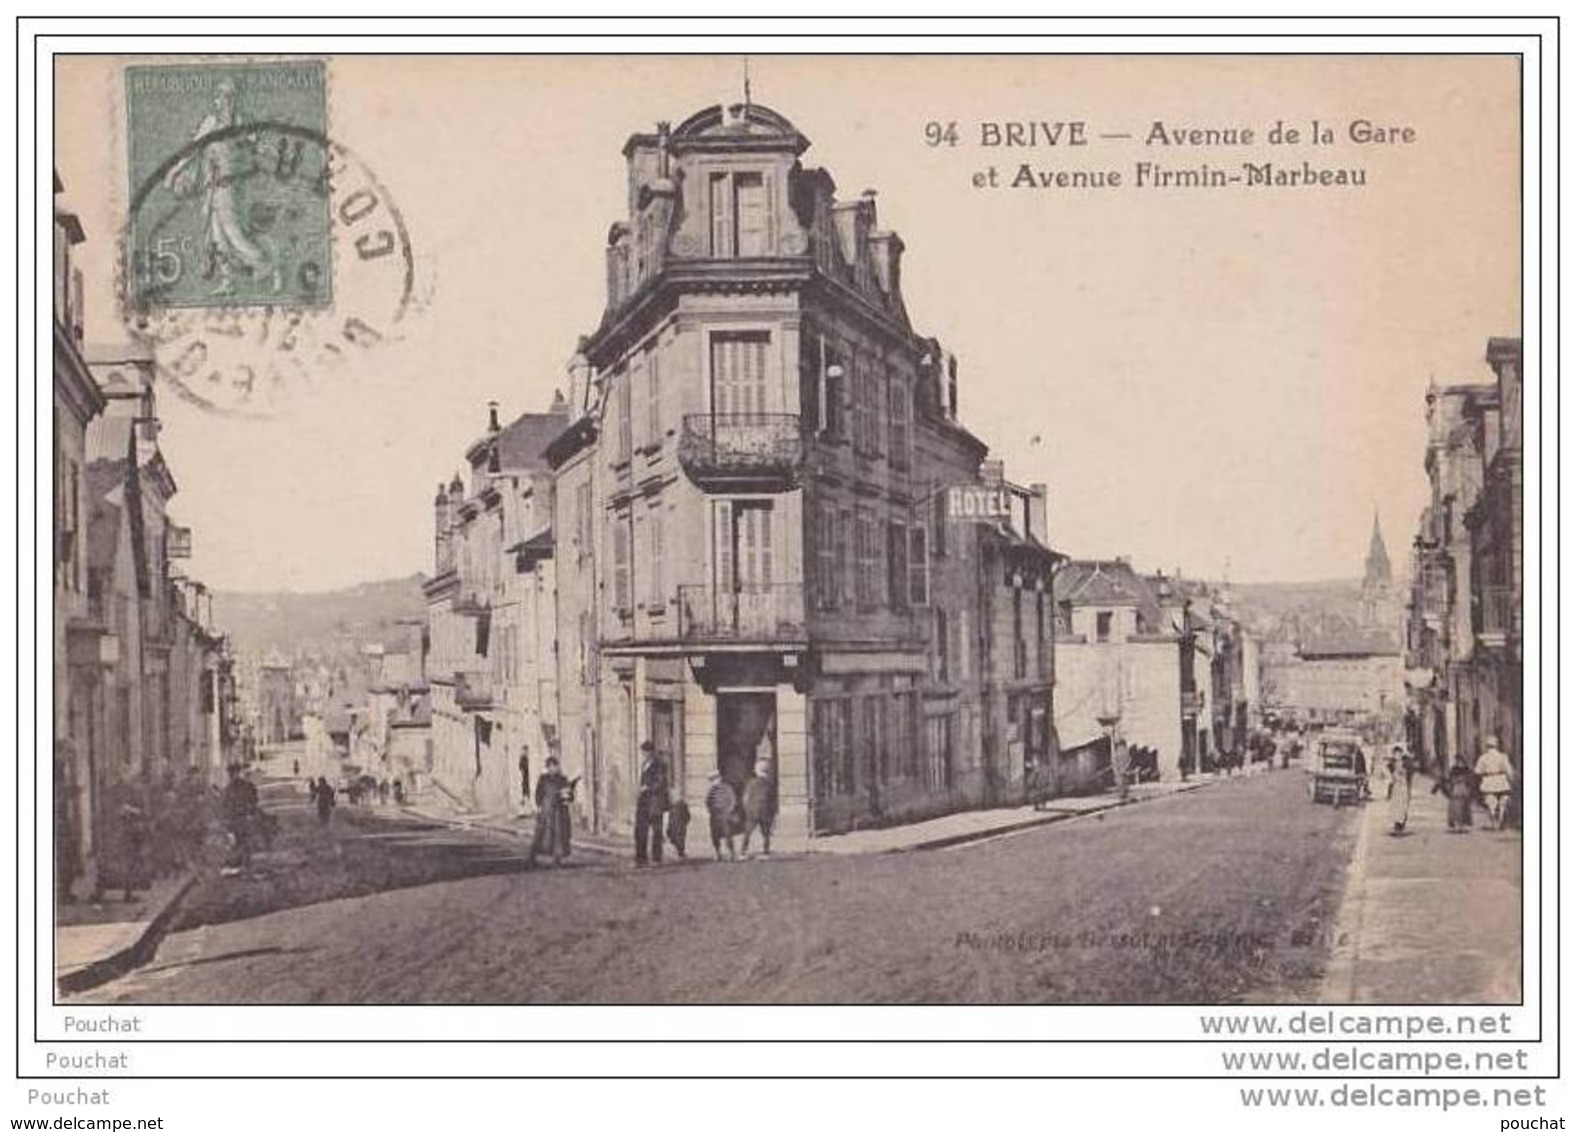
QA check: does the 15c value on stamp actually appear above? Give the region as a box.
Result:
[126,59,332,309]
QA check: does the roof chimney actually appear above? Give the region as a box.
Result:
[487,400,501,433]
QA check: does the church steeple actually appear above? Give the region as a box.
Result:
[1365,509,1392,585]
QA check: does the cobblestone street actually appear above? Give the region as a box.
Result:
[79,769,1381,1005]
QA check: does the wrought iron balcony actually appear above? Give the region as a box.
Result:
[678,413,803,490]
[454,670,496,711]
[677,583,806,645]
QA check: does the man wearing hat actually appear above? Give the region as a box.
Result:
[634,740,670,866]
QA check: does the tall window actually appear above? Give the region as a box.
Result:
[852,360,883,458]
[714,501,774,602]
[647,508,665,609]
[711,332,770,416]
[888,521,909,610]
[888,375,911,471]
[837,508,854,609]
[1014,589,1027,678]
[612,510,633,618]
[644,349,662,450]
[855,508,880,609]
[614,369,632,465]
[1096,610,1113,642]
[860,696,888,786]
[819,698,854,796]
[893,692,918,779]
[1036,591,1048,677]
[575,482,592,562]
[709,171,770,258]
[934,608,950,683]
[815,502,838,611]
[908,526,929,606]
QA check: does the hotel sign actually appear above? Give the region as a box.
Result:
[946,485,1013,521]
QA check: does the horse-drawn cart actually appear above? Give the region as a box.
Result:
[1307,732,1367,807]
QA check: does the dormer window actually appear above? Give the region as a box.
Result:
[709,171,769,257]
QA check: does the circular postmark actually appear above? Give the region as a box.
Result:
[124,121,420,418]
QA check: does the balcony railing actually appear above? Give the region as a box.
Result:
[1475,585,1516,643]
[454,670,495,711]
[677,583,806,644]
[678,413,802,490]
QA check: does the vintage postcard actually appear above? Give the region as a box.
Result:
[47,50,1530,1024]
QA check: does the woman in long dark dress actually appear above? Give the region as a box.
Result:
[1434,759,1477,832]
[528,757,575,867]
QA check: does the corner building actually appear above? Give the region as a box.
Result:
[550,103,1058,845]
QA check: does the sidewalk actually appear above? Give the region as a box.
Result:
[808,777,1213,854]
[394,776,1217,859]
[55,871,197,996]
[1320,778,1521,1003]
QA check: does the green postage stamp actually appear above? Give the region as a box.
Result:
[125,59,330,310]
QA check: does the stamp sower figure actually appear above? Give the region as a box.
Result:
[633,741,668,867]
[528,756,575,867]
[741,758,777,857]
[165,78,282,296]
[705,772,739,862]
[1474,736,1515,831]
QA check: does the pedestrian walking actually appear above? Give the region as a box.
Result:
[518,749,532,807]
[528,757,575,867]
[392,779,405,806]
[705,772,738,862]
[666,797,690,860]
[633,741,669,867]
[313,775,336,826]
[1383,744,1414,835]
[378,778,390,805]
[221,764,261,869]
[1474,736,1515,831]
[741,759,777,857]
[1434,758,1476,832]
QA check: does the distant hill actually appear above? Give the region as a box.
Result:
[1229,578,1365,622]
[1227,577,1401,643]
[212,574,427,658]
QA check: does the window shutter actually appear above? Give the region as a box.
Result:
[910,525,929,605]
[888,521,908,609]
[709,173,733,257]
[713,501,735,594]
[649,510,664,606]
[612,516,631,615]
[735,174,769,256]
[647,349,662,446]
